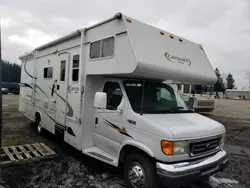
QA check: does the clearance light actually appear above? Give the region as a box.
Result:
[170,35,174,39]
[126,18,132,23]
[160,31,164,35]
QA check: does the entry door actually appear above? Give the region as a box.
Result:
[94,81,126,157]
[55,53,70,126]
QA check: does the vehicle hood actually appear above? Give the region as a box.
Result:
[144,113,225,140]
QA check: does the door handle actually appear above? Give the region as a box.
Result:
[95,117,99,128]
[57,85,60,90]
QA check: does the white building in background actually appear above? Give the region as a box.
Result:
[225,89,250,100]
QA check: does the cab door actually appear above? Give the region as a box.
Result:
[94,81,127,157]
[55,53,70,127]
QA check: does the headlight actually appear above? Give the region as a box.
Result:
[220,133,225,148]
[161,140,188,155]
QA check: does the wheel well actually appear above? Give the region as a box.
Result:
[35,112,41,123]
[119,145,154,163]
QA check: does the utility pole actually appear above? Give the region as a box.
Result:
[0,22,2,149]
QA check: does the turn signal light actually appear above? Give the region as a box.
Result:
[161,140,174,155]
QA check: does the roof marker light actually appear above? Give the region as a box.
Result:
[126,18,132,23]
[179,39,183,42]
[170,35,174,39]
[160,31,164,35]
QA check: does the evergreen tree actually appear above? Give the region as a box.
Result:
[226,73,235,89]
[1,60,21,83]
[214,68,225,92]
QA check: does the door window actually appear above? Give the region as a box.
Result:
[103,82,123,110]
[72,54,79,82]
[60,60,66,81]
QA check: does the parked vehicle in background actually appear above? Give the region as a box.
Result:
[19,13,228,188]
[2,88,9,94]
[2,82,20,94]
[179,85,215,112]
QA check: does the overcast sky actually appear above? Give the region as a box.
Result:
[1,0,250,88]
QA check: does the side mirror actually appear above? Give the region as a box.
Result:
[94,92,107,109]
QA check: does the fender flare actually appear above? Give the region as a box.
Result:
[119,140,155,159]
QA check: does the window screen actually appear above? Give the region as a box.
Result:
[72,54,79,82]
[90,37,115,59]
[60,60,66,81]
[103,82,123,110]
[43,67,53,79]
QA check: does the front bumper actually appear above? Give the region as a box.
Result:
[156,150,228,187]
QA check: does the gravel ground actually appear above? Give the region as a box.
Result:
[0,95,250,188]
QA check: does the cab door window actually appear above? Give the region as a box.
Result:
[103,82,123,110]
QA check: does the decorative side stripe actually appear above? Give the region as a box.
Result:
[35,84,48,98]
[44,111,55,122]
[20,83,40,96]
[24,61,37,79]
[20,83,33,89]
[25,95,32,99]
[48,86,74,117]
[104,119,133,138]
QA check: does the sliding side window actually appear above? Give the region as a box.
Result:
[90,36,115,59]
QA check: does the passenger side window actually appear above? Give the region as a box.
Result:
[103,82,123,110]
[72,54,79,82]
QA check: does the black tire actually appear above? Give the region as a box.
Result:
[35,114,43,135]
[124,153,157,188]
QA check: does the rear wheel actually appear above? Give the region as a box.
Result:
[124,153,157,188]
[35,113,43,135]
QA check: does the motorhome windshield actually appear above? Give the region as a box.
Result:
[123,81,192,114]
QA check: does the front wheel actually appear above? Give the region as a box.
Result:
[124,153,157,188]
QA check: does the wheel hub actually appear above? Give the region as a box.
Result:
[128,162,146,187]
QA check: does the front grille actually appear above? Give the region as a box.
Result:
[189,137,221,157]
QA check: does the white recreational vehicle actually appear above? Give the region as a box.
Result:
[19,13,228,188]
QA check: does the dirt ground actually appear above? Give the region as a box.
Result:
[210,99,250,119]
[0,95,250,188]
